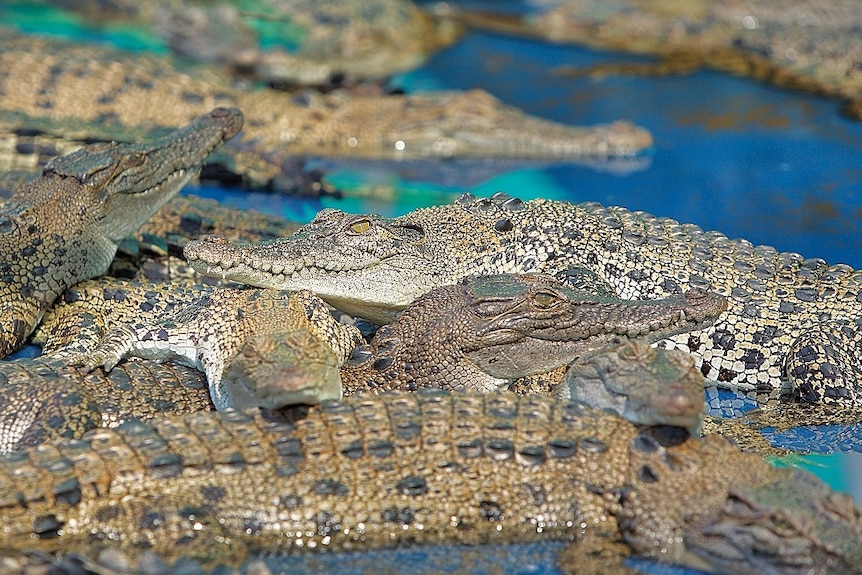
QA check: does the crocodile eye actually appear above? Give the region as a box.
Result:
[533,291,559,308]
[350,219,371,233]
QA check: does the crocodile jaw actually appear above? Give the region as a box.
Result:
[94,107,244,240]
[185,236,443,323]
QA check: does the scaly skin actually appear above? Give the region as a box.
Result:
[0,107,242,357]
[339,273,725,395]
[1,278,360,452]
[76,273,723,407]
[47,278,362,404]
[0,391,859,575]
[79,285,363,410]
[559,337,705,436]
[0,29,652,190]
[0,357,212,454]
[185,192,862,404]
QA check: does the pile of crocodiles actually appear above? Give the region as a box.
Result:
[0,109,861,575]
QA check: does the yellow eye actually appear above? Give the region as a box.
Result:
[533,291,558,308]
[350,219,371,233]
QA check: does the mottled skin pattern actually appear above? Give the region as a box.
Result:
[0,391,860,575]
[456,0,862,120]
[186,192,862,404]
[559,338,705,435]
[339,274,725,395]
[0,107,242,358]
[76,272,722,409]
[0,29,652,190]
[0,279,224,454]
[0,276,362,451]
[0,357,212,455]
[79,285,363,409]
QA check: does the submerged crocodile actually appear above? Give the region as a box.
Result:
[185,192,862,405]
[0,107,242,358]
[0,390,860,575]
[0,28,652,191]
[455,0,862,120]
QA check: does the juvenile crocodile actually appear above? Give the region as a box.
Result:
[0,106,242,357]
[185,192,862,404]
[78,273,724,406]
[0,275,364,450]
[338,274,724,396]
[0,28,652,190]
[0,390,859,575]
[559,338,705,436]
[75,282,363,410]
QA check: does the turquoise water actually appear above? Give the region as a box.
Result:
[4,3,862,573]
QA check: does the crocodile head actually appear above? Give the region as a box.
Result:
[621,432,862,575]
[42,106,244,241]
[460,274,727,379]
[183,207,453,324]
[342,273,726,394]
[0,107,243,358]
[561,337,705,434]
[682,467,862,575]
[221,329,344,409]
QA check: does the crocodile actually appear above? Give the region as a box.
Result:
[337,274,725,396]
[559,337,705,436]
[73,282,363,410]
[454,0,862,120]
[99,272,723,399]
[0,106,242,358]
[0,28,652,191]
[0,277,363,453]
[0,390,860,574]
[42,0,463,86]
[185,192,862,405]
